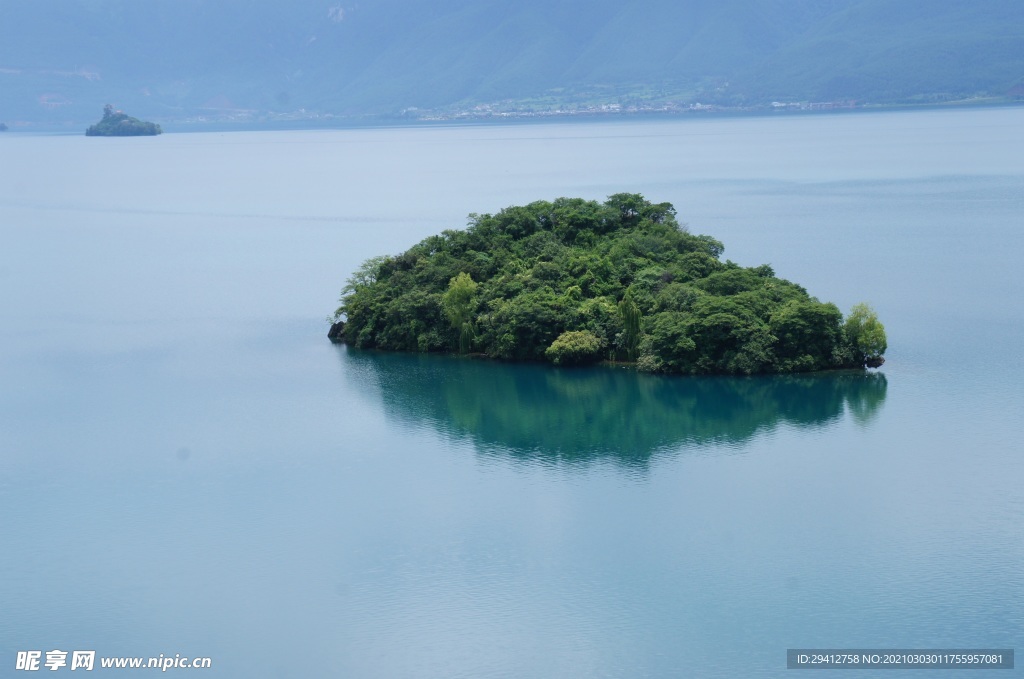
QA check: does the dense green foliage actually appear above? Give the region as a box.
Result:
[545,330,606,366]
[334,194,886,375]
[85,105,161,137]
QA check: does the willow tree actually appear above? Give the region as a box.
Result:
[442,272,478,353]
[845,302,887,367]
[618,291,642,360]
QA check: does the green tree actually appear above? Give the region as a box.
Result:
[442,272,478,353]
[769,300,843,372]
[482,288,564,361]
[680,297,776,375]
[639,312,696,372]
[617,291,642,360]
[844,303,887,367]
[347,255,389,289]
[545,330,606,366]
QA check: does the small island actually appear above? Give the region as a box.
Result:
[330,194,886,375]
[85,104,162,136]
[0,122,8,132]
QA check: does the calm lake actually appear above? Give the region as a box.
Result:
[1,108,1022,677]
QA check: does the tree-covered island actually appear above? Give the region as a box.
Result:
[330,194,886,375]
[85,104,162,136]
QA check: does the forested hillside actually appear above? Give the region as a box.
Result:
[3,0,1022,124]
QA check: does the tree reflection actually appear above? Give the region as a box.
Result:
[339,348,886,467]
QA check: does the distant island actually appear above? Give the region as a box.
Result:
[330,194,886,375]
[0,123,7,132]
[85,105,162,136]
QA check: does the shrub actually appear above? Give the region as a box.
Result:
[545,330,606,366]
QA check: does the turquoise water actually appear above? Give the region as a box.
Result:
[1,109,1022,677]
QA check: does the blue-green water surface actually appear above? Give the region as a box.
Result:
[1,109,1022,677]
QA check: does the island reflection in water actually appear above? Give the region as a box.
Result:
[339,347,887,467]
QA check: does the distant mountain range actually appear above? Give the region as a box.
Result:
[2,0,1022,126]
